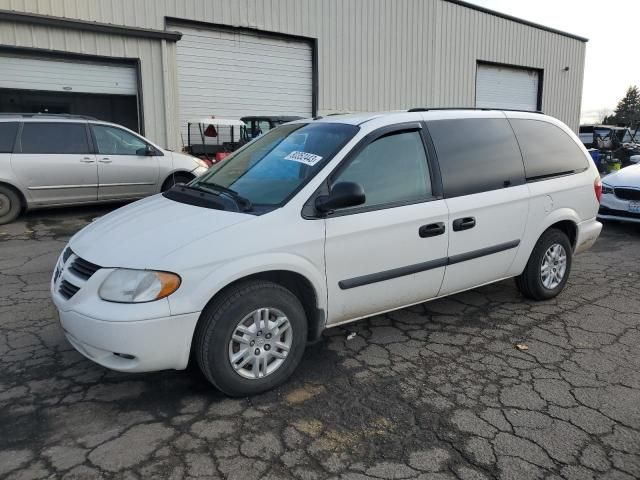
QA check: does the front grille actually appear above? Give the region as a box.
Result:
[69,256,101,280]
[59,280,80,299]
[62,247,72,263]
[599,206,640,219]
[614,188,640,201]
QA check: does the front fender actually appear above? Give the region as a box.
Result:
[167,252,327,317]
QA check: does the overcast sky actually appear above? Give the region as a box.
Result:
[467,0,640,124]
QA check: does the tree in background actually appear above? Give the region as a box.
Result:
[602,86,640,127]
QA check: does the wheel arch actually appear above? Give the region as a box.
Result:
[161,170,195,191]
[0,180,28,212]
[510,208,580,276]
[547,219,577,251]
[210,270,325,343]
[188,267,326,357]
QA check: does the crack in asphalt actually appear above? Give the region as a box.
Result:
[0,206,639,480]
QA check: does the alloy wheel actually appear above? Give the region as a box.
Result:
[228,307,292,380]
[540,243,567,289]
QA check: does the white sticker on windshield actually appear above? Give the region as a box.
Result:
[284,151,323,166]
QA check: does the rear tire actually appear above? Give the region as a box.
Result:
[162,173,193,191]
[0,185,22,225]
[516,229,572,301]
[194,280,307,397]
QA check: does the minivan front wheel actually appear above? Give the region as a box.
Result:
[0,185,22,225]
[194,280,307,396]
[516,229,573,300]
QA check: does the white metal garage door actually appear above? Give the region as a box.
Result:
[476,64,539,111]
[171,24,313,141]
[0,55,137,95]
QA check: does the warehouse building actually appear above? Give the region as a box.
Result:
[0,0,587,150]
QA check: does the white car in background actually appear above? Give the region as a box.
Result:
[599,164,640,223]
[0,114,209,224]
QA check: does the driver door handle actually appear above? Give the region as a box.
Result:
[98,157,112,163]
[419,222,446,238]
[452,217,476,231]
[80,157,95,163]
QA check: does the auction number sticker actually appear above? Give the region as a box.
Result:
[284,151,323,166]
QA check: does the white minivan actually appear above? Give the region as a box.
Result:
[51,109,602,396]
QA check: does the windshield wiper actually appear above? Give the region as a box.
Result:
[194,181,253,212]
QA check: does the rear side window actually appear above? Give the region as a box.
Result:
[509,119,588,180]
[0,122,18,153]
[427,118,525,197]
[332,130,432,209]
[19,122,90,154]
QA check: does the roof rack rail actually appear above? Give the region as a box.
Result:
[407,107,544,114]
[0,112,98,120]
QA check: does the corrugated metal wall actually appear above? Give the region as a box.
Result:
[0,0,586,148]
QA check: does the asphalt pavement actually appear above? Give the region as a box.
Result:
[1,205,639,480]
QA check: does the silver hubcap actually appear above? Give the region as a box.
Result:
[228,307,292,380]
[541,243,567,289]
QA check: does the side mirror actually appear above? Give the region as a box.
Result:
[136,145,156,156]
[315,181,365,213]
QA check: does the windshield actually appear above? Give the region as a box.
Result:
[191,122,359,207]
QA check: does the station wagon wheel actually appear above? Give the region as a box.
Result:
[194,280,307,396]
[516,228,572,301]
[162,173,194,191]
[228,307,293,380]
[0,185,22,225]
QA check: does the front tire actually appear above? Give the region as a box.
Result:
[194,280,308,397]
[516,229,572,300]
[0,185,22,225]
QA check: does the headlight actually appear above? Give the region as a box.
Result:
[196,159,210,169]
[99,269,181,303]
[602,183,614,195]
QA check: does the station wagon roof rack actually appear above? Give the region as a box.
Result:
[407,107,544,114]
[0,112,97,120]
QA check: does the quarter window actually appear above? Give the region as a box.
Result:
[0,122,18,153]
[332,130,432,209]
[509,119,589,179]
[20,122,90,154]
[92,125,148,156]
[427,118,525,197]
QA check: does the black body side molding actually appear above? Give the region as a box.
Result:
[338,240,520,290]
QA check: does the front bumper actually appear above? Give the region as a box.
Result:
[598,206,640,224]
[598,194,640,224]
[58,308,200,372]
[50,248,201,372]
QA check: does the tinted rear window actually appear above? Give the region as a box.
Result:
[509,119,588,180]
[19,122,90,154]
[0,122,18,153]
[427,118,525,197]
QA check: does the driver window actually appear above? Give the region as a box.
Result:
[92,125,148,156]
[332,130,432,209]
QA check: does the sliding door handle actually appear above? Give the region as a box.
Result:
[419,222,446,238]
[452,217,476,231]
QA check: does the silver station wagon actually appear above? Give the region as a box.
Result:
[0,113,209,224]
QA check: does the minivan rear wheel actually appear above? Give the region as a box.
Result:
[194,280,307,396]
[516,229,572,300]
[0,185,22,225]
